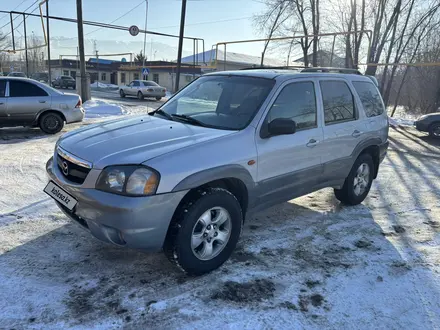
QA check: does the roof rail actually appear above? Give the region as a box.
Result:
[301,67,362,75]
[239,66,304,70]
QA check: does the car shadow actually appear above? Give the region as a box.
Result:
[2,189,438,328]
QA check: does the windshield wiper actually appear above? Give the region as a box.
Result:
[153,109,173,121]
[171,114,207,127]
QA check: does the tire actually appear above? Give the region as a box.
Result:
[39,112,64,134]
[164,188,243,275]
[334,153,374,205]
[137,91,144,100]
[428,122,440,138]
[156,97,162,101]
[119,89,125,98]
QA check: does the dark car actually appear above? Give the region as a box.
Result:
[415,113,440,138]
[52,75,76,89]
[31,72,49,83]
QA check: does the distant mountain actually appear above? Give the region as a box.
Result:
[48,36,193,61]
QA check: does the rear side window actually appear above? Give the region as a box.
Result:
[0,81,6,97]
[353,81,384,117]
[267,81,317,130]
[320,81,355,124]
[9,81,48,97]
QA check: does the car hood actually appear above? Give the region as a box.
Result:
[419,112,440,120]
[58,115,234,169]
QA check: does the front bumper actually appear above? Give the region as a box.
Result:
[65,107,85,124]
[46,157,188,251]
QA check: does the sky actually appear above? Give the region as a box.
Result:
[0,0,268,59]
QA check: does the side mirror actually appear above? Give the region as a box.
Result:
[267,118,296,137]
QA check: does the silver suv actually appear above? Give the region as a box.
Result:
[45,69,389,275]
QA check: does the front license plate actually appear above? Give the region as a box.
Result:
[44,181,78,211]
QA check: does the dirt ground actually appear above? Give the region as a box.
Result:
[0,120,439,329]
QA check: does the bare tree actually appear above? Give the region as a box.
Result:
[254,1,288,66]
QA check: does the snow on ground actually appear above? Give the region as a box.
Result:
[90,82,119,89]
[0,114,440,328]
[387,105,426,127]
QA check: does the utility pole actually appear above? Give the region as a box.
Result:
[142,0,148,79]
[175,0,187,92]
[46,0,51,83]
[23,14,29,76]
[76,0,88,100]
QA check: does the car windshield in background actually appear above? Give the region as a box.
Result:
[142,81,159,86]
[158,75,275,130]
[61,76,74,80]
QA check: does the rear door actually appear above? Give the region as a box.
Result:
[318,78,365,183]
[255,79,325,205]
[0,80,8,124]
[6,80,51,125]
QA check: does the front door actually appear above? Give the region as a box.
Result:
[6,80,51,125]
[255,79,324,207]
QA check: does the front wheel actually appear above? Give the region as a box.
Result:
[334,153,374,205]
[429,122,440,138]
[137,91,144,100]
[39,112,64,134]
[164,188,243,275]
[156,97,162,101]
[119,89,125,98]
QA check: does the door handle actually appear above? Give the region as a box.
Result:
[39,100,46,103]
[352,130,362,137]
[306,139,319,147]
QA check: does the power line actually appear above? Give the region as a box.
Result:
[0,0,29,23]
[85,0,145,36]
[0,0,40,31]
[3,4,40,39]
[151,16,252,30]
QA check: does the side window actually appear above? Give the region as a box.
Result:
[9,81,48,97]
[133,81,140,87]
[320,81,355,124]
[267,81,317,130]
[352,81,384,117]
[0,81,6,97]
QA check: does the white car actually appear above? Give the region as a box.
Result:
[119,80,166,100]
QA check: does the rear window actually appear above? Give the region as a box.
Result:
[142,81,159,87]
[61,76,74,80]
[352,81,385,117]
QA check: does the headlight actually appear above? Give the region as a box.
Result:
[96,165,159,196]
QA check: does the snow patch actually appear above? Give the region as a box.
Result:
[83,99,123,118]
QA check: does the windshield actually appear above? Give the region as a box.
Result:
[158,75,275,130]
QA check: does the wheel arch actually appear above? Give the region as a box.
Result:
[352,139,381,179]
[171,165,255,219]
[35,109,66,126]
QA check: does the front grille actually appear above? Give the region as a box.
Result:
[57,155,91,184]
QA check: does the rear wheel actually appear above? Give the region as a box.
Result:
[119,89,125,98]
[137,91,144,100]
[164,188,243,275]
[39,112,64,134]
[429,122,440,138]
[334,153,374,205]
